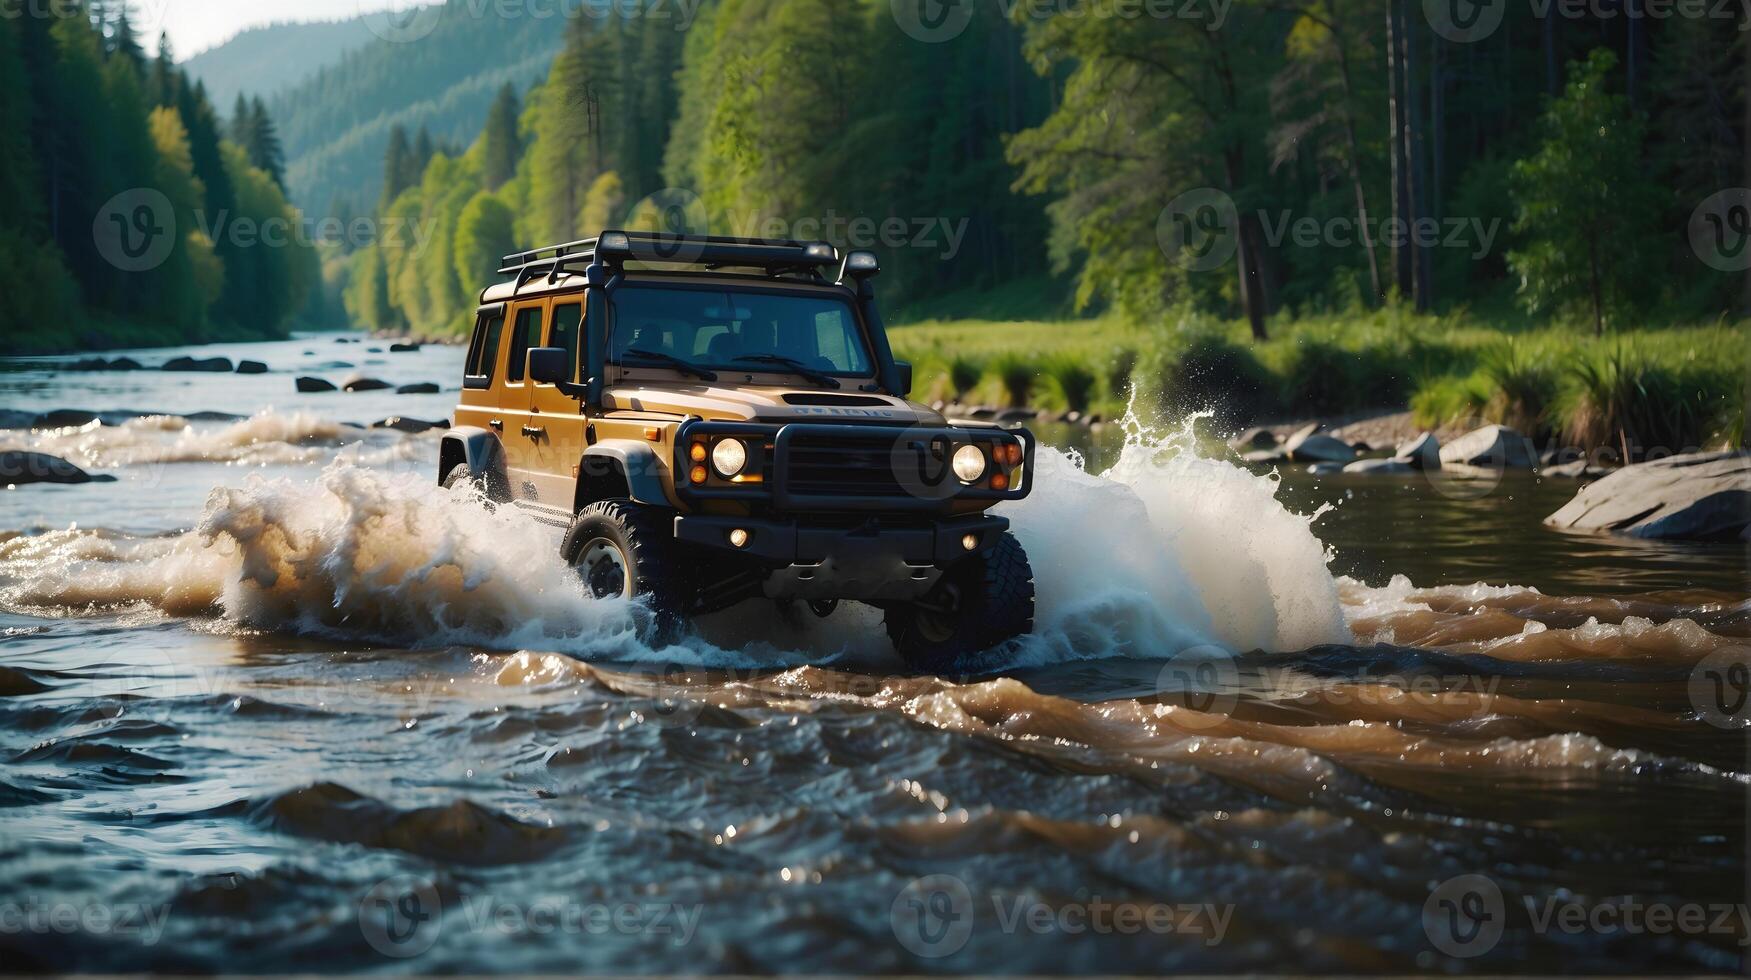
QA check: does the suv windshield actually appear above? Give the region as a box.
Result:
[609,286,874,380]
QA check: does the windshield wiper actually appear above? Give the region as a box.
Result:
[732,354,842,389]
[620,348,718,381]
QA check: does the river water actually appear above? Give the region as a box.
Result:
[0,334,1745,974]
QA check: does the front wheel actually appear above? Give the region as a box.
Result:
[884,532,1035,673]
[562,500,690,640]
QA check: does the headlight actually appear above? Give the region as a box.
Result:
[952,444,986,484]
[711,438,748,477]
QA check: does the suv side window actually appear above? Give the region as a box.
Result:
[548,302,583,384]
[464,310,504,387]
[507,305,544,383]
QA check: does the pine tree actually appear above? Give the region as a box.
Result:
[481,83,521,191]
[247,97,286,190]
[381,125,414,212]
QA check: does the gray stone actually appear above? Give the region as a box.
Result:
[1544,450,1751,540]
[389,342,421,353]
[1230,427,1278,451]
[343,377,394,393]
[0,451,115,485]
[373,417,445,434]
[1395,431,1442,470]
[162,355,234,372]
[235,360,269,375]
[1242,449,1288,464]
[1344,458,1416,475]
[1285,424,1357,463]
[1542,459,1610,480]
[1439,425,1536,469]
[32,409,99,429]
[295,376,337,393]
[1306,462,1346,475]
[396,382,441,394]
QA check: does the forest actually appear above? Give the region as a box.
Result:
[0,2,317,351]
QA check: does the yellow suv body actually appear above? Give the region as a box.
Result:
[440,231,1035,668]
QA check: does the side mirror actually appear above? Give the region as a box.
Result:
[527,347,572,385]
[894,359,913,396]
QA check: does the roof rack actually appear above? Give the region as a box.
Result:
[497,230,841,279]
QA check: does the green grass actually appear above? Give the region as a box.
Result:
[890,307,1747,451]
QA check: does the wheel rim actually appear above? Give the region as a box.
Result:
[575,536,632,600]
[913,582,962,643]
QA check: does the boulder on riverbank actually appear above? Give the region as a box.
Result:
[235,360,268,375]
[1284,424,1357,463]
[344,377,393,393]
[0,451,115,485]
[1544,450,1751,540]
[1230,427,1278,451]
[1395,432,1441,470]
[396,382,441,394]
[162,356,233,373]
[389,342,421,353]
[1439,424,1536,469]
[296,377,337,393]
[65,356,142,372]
[1344,458,1416,475]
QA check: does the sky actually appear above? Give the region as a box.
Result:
[131,0,416,58]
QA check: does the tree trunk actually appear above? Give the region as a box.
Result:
[1387,0,1412,300]
[1403,10,1432,312]
[1226,150,1269,340]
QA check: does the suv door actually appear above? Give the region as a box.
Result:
[526,295,588,507]
[499,299,546,501]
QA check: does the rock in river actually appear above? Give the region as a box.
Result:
[372,417,446,434]
[1439,424,1536,469]
[235,360,269,375]
[162,356,234,373]
[0,451,115,485]
[396,382,441,394]
[1544,450,1750,540]
[296,377,337,393]
[1344,458,1416,475]
[344,377,394,393]
[1395,432,1441,470]
[1284,424,1357,463]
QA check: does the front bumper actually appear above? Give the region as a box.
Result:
[673,513,1010,601]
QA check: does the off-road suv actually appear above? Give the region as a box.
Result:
[439,231,1036,669]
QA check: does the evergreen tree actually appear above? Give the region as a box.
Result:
[381,125,414,213]
[481,83,522,191]
[247,97,286,190]
[1509,50,1660,336]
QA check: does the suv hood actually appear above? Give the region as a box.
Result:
[603,384,945,426]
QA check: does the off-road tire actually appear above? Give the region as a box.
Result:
[442,463,508,503]
[562,500,689,641]
[884,532,1035,673]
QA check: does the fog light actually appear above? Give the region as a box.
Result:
[961,533,979,552]
[729,528,750,548]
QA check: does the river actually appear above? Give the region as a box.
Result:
[0,333,1745,973]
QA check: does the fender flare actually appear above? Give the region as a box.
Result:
[582,439,670,506]
[438,426,506,485]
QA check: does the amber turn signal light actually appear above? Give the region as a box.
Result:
[689,464,708,484]
[990,471,1009,491]
[1000,442,1022,466]
[689,441,707,463]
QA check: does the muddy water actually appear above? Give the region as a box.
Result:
[0,336,1745,974]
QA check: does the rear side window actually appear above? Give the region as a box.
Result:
[507,306,543,383]
[548,302,583,384]
[465,311,504,383]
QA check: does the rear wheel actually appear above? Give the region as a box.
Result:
[562,500,689,640]
[884,532,1035,673]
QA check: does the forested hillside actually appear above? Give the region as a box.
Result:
[266,13,566,217]
[346,0,1744,343]
[0,5,315,352]
[181,16,377,111]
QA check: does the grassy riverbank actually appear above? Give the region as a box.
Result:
[890,308,1747,454]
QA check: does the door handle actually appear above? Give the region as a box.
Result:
[521,425,546,439]
[489,418,503,432]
